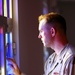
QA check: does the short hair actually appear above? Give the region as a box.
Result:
[38,12,67,34]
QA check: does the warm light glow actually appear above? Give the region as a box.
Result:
[4,0,12,18]
[4,0,7,17]
[2,67,5,75]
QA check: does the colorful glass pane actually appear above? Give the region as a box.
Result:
[0,0,2,15]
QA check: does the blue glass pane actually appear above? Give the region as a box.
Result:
[6,32,13,58]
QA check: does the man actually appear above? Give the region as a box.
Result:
[7,12,75,75]
[38,12,75,75]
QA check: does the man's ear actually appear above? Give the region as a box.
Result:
[50,27,56,37]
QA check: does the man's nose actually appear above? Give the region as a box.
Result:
[38,34,42,38]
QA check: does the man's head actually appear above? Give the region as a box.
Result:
[38,12,67,47]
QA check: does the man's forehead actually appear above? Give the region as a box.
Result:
[39,19,47,26]
[38,19,47,30]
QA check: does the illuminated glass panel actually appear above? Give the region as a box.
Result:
[6,32,14,75]
[0,27,5,75]
[4,0,12,18]
[0,0,2,15]
[6,32,13,58]
[9,0,12,18]
[4,0,7,17]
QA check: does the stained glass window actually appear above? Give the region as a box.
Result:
[0,0,13,75]
[0,0,2,15]
[4,0,12,18]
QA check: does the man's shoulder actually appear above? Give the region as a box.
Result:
[67,44,75,55]
[63,44,75,63]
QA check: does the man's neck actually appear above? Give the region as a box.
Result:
[52,42,68,55]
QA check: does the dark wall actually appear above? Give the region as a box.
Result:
[58,1,75,46]
[18,0,44,75]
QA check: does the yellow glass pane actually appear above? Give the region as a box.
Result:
[4,0,7,17]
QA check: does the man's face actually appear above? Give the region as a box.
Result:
[38,19,53,47]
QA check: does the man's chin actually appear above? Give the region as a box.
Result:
[43,44,48,47]
[43,43,50,47]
